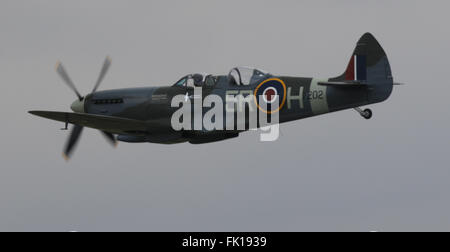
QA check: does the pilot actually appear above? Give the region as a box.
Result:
[192,73,204,87]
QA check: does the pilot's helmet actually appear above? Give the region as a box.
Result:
[192,74,203,87]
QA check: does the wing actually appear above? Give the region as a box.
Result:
[29,111,164,135]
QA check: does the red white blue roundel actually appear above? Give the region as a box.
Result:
[254,78,287,114]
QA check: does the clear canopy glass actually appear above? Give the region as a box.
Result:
[228,67,269,86]
[173,68,270,87]
[173,73,210,87]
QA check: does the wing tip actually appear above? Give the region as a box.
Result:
[28,110,53,118]
[28,110,40,116]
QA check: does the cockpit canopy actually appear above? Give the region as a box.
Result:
[173,67,270,88]
[228,67,269,86]
[173,73,217,87]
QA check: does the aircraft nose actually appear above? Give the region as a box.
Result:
[70,99,85,113]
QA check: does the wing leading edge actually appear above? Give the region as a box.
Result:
[28,111,153,135]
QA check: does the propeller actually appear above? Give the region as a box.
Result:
[92,56,112,93]
[56,56,117,160]
[63,125,84,161]
[101,131,118,147]
[56,62,83,100]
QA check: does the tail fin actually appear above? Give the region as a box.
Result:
[330,33,393,102]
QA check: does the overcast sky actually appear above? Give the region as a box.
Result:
[1,0,449,231]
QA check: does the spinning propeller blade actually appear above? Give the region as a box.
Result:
[63,125,84,161]
[101,131,118,148]
[55,61,83,100]
[92,56,112,93]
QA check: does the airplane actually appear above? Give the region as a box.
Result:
[29,33,400,160]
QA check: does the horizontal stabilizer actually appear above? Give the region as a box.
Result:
[318,81,367,87]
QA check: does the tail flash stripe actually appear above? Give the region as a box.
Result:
[356,55,367,81]
[345,55,367,81]
[345,56,355,80]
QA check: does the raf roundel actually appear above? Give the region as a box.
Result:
[254,78,287,114]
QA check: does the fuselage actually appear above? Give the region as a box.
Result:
[73,73,392,144]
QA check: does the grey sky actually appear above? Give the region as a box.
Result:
[0,0,449,231]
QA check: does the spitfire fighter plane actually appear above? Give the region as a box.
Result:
[29,33,399,160]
